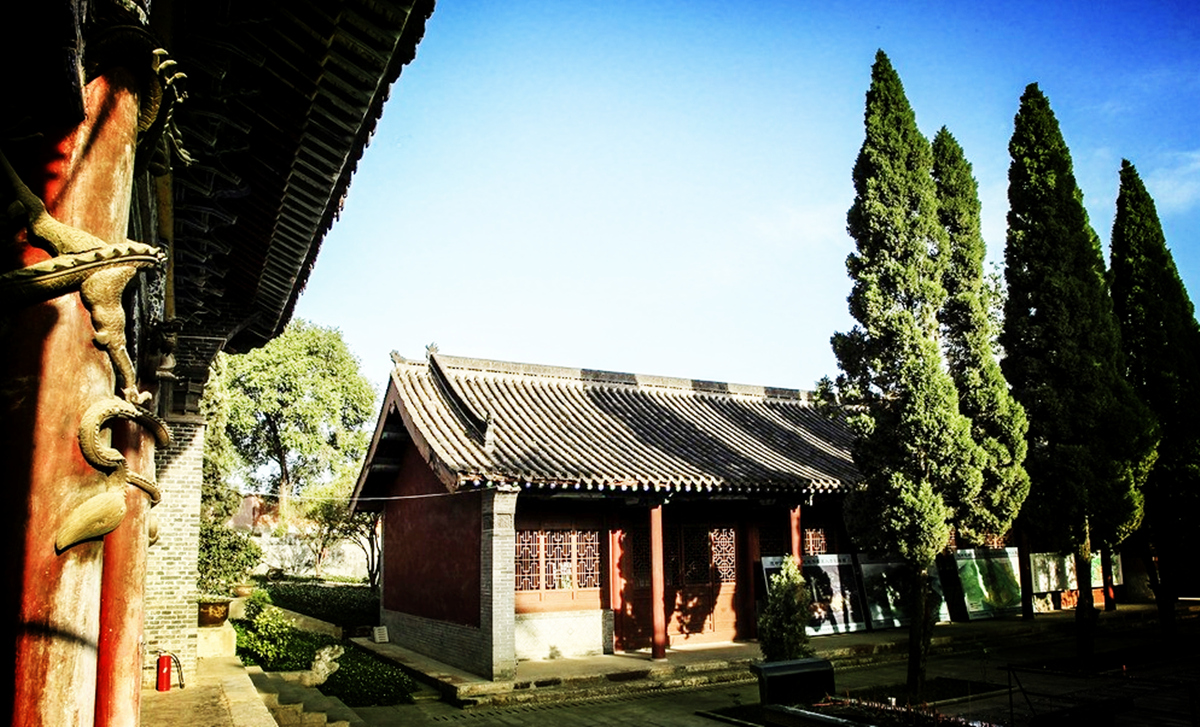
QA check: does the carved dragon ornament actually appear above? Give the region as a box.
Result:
[0,46,187,551]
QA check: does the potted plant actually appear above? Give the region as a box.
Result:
[752,555,834,705]
[197,594,233,627]
[196,520,262,625]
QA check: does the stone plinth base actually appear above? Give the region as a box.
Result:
[197,622,237,658]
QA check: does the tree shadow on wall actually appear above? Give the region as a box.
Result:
[613,525,724,650]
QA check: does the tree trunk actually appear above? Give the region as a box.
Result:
[906,566,930,700]
[1074,530,1097,660]
[1149,542,1177,636]
[1017,524,1035,620]
[268,418,291,516]
[1101,549,1117,611]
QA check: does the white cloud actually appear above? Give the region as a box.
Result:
[750,200,849,250]
[1145,151,1200,214]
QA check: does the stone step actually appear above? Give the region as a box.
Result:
[409,681,442,703]
[323,696,365,727]
[463,664,756,708]
[247,666,362,727]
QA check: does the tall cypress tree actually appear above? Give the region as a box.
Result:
[1110,159,1200,623]
[832,51,984,697]
[1001,85,1157,646]
[932,127,1030,545]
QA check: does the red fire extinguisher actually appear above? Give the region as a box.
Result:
[156,652,185,691]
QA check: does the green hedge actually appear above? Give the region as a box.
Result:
[233,603,413,706]
[264,582,379,628]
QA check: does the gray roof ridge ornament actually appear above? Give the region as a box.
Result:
[427,351,492,449]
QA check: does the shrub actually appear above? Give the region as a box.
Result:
[758,556,814,662]
[232,604,414,706]
[265,582,378,628]
[244,588,273,620]
[197,520,262,594]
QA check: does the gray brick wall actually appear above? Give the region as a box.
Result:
[142,417,204,686]
[380,609,491,676]
[483,488,517,680]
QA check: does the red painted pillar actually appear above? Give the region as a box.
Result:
[96,421,156,727]
[649,505,667,660]
[607,530,624,639]
[2,68,142,727]
[789,506,803,562]
[740,521,760,639]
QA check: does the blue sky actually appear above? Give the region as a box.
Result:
[296,0,1200,395]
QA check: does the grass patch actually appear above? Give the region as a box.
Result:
[322,642,416,707]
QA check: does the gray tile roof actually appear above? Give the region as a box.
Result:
[359,352,859,501]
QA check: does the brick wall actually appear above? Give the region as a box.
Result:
[482,489,517,680]
[379,488,519,680]
[142,417,205,686]
[379,609,492,676]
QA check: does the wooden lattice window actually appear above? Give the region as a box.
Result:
[626,528,651,588]
[516,530,541,590]
[672,526,737,586]
[514,530,601,592]
[711,527,737,582]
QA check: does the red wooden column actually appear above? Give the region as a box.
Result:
[789,506,803,562]
[96,421,157,727]
[649,505,668,660]
[739,521,761,639]
[2,68,144,727]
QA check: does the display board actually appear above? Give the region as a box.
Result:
[952,548,1022,619]
[761,555,868,635]
[1029,552,1123,592]
[803,554,868,635]
[857,556,951,628]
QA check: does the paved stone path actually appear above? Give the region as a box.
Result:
[356,620,1200,727]
[357,682,762,726]
[141,678,232,727]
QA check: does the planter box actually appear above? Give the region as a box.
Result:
[198,599,231,627]
[750,657,835,706]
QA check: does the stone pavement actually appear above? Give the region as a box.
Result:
[140,603,1200,726]
[354,608,1200,726]
[140,657,276,727]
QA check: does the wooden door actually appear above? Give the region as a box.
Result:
[611,525,740,650]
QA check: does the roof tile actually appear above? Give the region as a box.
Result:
[386,353,858,495]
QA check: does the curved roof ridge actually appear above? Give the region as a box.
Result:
[404,352,816,402]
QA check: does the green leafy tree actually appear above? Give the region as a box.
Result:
[301,466,383,588]
[225,319,376,517]
[931,127,1030,544]
[197,520,263,594]
[197,353,261,594]
[1109,159,1200,623]
[201,353,244,523]
[757,557,814,662]
[1001,85,1157,645]
[830,51,985,698]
